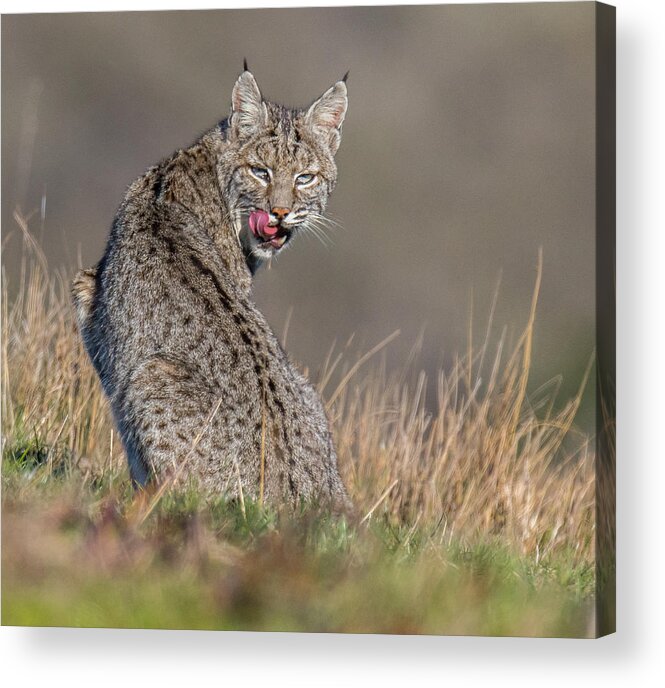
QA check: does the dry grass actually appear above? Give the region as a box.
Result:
[2,217,594,567]
[328,254,594,565]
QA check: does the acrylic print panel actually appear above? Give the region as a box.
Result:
[1,2,615,637]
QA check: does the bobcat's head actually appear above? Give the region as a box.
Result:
[217,68,348,269]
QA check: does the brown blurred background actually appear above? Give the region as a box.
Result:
[2,3,597,426]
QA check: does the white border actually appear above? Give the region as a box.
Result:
[2,0,664,685]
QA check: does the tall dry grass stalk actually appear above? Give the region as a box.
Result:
[2,217,122,479]
[325,250,594,563]
[2,218,595,564]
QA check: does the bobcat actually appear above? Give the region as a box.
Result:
[71,66,351,511]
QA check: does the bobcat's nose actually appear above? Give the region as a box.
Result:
[270,207,290,223]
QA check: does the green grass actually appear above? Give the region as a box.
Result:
[1,235,601,636]
[2,450,594,637]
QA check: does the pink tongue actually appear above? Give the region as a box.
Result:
[249,210,278,239]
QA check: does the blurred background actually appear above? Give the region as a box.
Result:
[2,3,596,427]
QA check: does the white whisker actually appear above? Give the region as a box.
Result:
[309,211,344,230]
[300,221,333,249]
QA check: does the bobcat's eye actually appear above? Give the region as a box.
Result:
[295,173,316,188]
[250,167,271,184]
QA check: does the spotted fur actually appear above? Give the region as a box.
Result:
[71,68,350,511]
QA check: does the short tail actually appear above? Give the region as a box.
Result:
[71,267,97,335]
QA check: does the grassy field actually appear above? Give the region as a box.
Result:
[2,219,597,636]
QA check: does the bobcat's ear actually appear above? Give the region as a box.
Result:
[305,80,348,154]
[230,70,267,139]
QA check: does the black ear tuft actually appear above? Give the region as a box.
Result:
[243,57,249,72]
[342,70,350,83]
